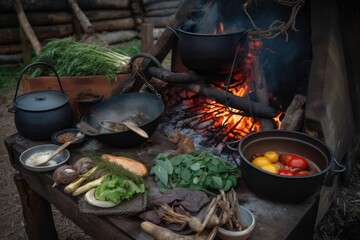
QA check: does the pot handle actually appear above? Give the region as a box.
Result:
[166,26,182,41]
[12,62,65,104]
[227,139,241,151]
[329,158,346,173]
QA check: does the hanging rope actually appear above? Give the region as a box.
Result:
[243,0,306,41]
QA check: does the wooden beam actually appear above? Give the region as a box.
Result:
[13,0,41,54]
[140,23,154,52]
[129,0,198,92]
[252,55,275,130]
[67,0,94,35]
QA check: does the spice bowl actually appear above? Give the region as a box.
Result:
[19,144,70,172]
[217,206,255,240]
[52,128,86,149]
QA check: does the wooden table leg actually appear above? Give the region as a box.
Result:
[14,173,59,240]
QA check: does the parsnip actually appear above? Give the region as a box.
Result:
[140,221,207,240]
[64,166,98,194]
[72,174,108,196]
[100,154,148,176]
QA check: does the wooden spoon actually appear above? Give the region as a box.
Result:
[33,132,84,166]
[99,120,149,139]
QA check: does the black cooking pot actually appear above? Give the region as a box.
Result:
[228,130,345,202]
[9,62,73,141]
[168,24,249,74]
[81,92,164,148]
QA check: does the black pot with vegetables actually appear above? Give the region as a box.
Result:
[228,130,345,202]
[8,62,74,141]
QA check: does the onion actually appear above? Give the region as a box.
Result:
[72,157,93,174]
[52,165,79,187]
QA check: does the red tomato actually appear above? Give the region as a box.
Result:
[278,169,294,176]
[294,171,311,176]
[287,156,308,170]
[281,154,295,165]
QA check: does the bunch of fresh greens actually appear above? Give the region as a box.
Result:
[30,37,130,81]
[151,150,240,193]
[95,174,145,204]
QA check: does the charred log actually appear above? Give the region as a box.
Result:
[147,66,209,83]
[181,84,279,119]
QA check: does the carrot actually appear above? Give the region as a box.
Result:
[100,154,148,177]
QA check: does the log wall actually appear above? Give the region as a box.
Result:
[0,0,181,64]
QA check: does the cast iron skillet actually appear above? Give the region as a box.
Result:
[81,92,164,148]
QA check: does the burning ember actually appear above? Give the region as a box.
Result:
[160,39,282,155]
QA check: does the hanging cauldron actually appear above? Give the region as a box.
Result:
[168,24,249,74]
[8,62,74,141]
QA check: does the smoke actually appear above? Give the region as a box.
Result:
[184,0,312,109]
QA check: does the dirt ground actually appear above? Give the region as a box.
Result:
[0,89,359,240]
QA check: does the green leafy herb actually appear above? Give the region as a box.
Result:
[150,150,240,193]
[95,174,145,204]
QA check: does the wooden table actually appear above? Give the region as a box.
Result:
[4,132,319,240]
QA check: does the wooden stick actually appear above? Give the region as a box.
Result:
[67,0,94,35]
[140,23,154,52]
[129,0,198,92]
[280,94,306,131]
[13,0,41,54]
[252,55,275,130]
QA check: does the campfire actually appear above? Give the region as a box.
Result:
[116,1,309,158]
[158,39,284,154]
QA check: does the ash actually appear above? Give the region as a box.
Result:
[158,103,241,167]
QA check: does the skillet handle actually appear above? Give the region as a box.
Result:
[329,158,346,173]
[166,26,182,41]
[227,139,241,151]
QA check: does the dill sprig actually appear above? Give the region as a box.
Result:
[81,151,144,184]
[30,37,131,82]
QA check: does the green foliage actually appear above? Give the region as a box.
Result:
[95,174,145,204]
[30,37,132,81]
[111,39,141,57]
[0,65,22,94]
[81,151,144,184]
[150,150,240,194]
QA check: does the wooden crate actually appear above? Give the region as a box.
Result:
[22,74,129,119]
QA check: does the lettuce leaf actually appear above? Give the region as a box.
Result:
[95,174,145,204]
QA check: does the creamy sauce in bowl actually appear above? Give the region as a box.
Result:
[25,151,57,167]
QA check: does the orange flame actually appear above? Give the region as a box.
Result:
[193,39,281,141]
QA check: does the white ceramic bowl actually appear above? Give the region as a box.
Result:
[19,144,70,172]
[217,206,255,240]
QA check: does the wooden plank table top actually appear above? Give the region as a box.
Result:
[4,132,319,240]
